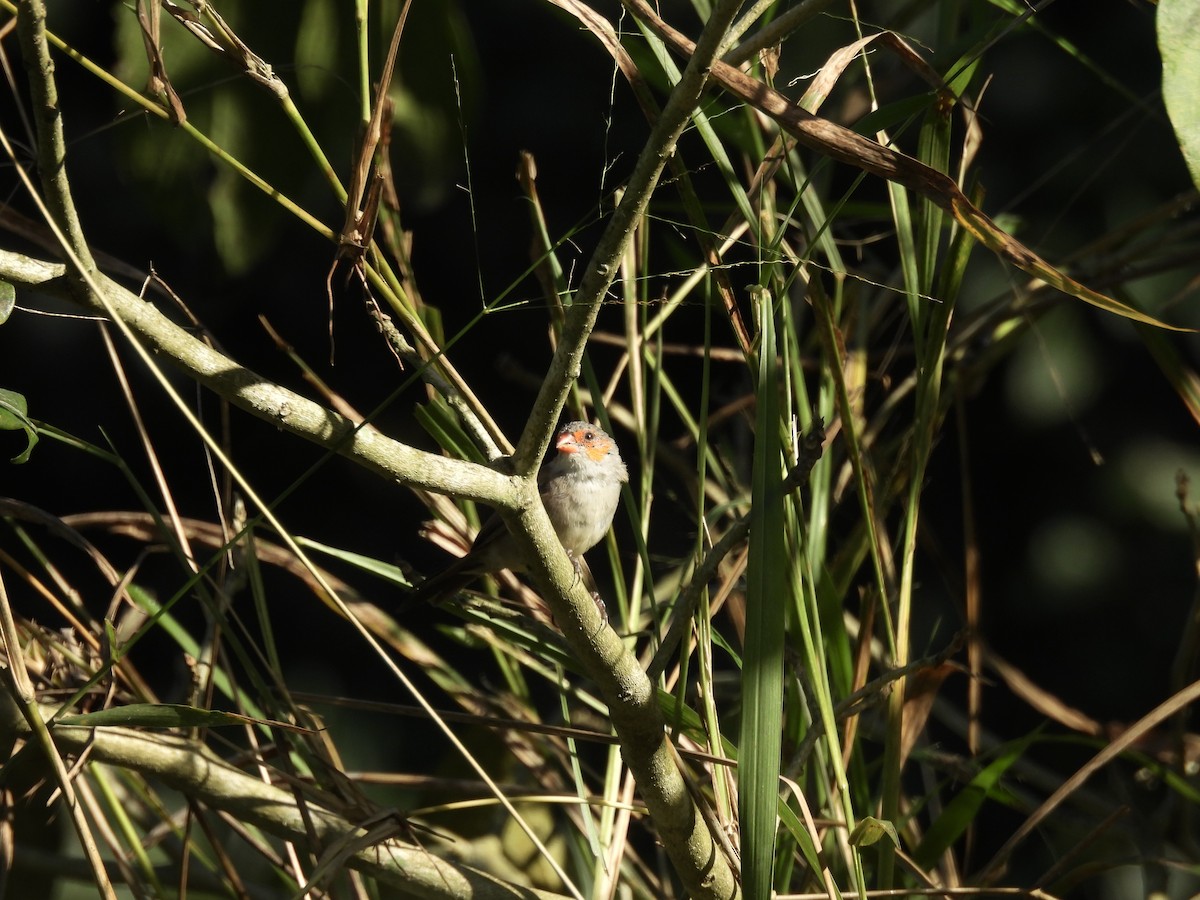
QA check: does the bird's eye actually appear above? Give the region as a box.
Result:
[583,430,595,441]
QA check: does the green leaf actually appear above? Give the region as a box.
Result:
[1159,0,1200,191]
[739,286,787,900]
[0,280,13,324]
[852,93,936,138]
[0,388,38,464]
[849,816,900,849]
[295,0,340,101]
[415,398,488,464]
[0,387,28,426]
[54,703,310,732]
[776,789,825,877]
[296,535,408,584]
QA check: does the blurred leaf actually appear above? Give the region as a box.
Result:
[113,3,322,272]
[1137,323,1200,426]
[0,388,38,464]
[1159,0,1200,191]
[295,0,341,101]
[849,816,899,849]
[112,2,217,219]
[208,91,276,275]
[386,0,481,211]
[913,730,1040,868]
[0,280,14,324]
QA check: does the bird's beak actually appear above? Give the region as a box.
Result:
[555,431,579,453]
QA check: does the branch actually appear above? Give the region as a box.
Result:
[0,697,568,900]
[4,0,747,891]
[513,0,751,474]
[14,0,95,276]
[0,249,514,507]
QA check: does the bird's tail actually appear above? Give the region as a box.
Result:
[398,557,477,611]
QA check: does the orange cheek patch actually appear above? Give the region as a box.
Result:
[585,444,610,462]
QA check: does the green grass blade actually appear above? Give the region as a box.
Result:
[55,703,307,730]
[739,286,788,899]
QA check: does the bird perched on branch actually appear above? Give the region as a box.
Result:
[405,421,627,608]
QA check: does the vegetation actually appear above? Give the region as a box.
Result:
[1,1,1198,898]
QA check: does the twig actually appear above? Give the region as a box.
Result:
[514,0,751,475]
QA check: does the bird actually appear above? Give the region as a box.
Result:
[404,421,627,608]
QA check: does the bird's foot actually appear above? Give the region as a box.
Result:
[567,551,585,587]
[591,591,608,626]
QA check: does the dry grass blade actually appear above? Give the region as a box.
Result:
[984,649,1102,738]
[976,676,1200,883]
[621,0,1190,332]
[329,1,412,296]
[161,0,287,96]
[0,569,117,899]
[2,1,1196,896]
[135,0,185,123]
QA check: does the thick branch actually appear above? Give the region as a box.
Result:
[0,249,514,507]
[15,0,95,275]
[6,0,746,892]
[0,697,567,900]
[3,244,733,895]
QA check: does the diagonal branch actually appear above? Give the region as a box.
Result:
[5,1,746,894]
[504,3,750,897]
[0,249,514,508]
[513,0,754,475]
[0,697,570,900]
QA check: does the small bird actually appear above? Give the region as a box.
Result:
[405,421,627,607]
